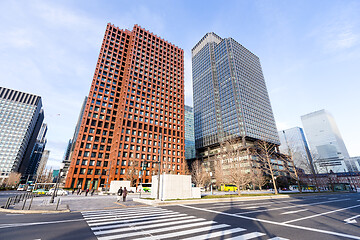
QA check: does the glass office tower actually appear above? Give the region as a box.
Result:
[279,127,313,173]
[301,109,353,173]
[0,87,44,183]
[192,33,279,150]
[184,105,196,159]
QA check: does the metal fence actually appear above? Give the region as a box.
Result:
[3,192,36,210]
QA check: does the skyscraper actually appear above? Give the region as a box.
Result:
[0,87,44,183]
[184,105,196,160]
[279,127,313,174]
[61,96,87,182]
[65,24,184,190]
[301,109,352,173]
[192,32,279,152]
[24,123,48,180]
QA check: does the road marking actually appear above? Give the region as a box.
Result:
[208,199,303,209]
[179,204,360,240]
[182,228,246,240]
[83,208,170,219]
[86,211,177,224]
[113,201,127,207]
[82,206,155,214]
[268,237,289,240]
[95,217,206,235]
[90,215,195,231]
[97,221,219,239]
[345,214,360,224]
[0,218,85,229]
[344,214,360,224]
[283,204,360,224]
[83,206,288,240]
[88,213,187,226]
[236,198,350,215]
[328,198,338,200]
[135,224,230,240]
[281,209,309,215]
[243,204,272,209]
[231,232,266,239]
[6,214,24,216]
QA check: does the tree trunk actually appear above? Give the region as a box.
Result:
[271,175,278,194]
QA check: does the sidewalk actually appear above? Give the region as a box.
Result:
[1,193,150,213]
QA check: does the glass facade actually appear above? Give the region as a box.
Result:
[279,127,313,174]
[192,33,279,150]
[0,87,44,182]
[301,109,353,173]
[184,105,196,159]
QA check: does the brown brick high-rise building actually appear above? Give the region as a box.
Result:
[65,24,185,190]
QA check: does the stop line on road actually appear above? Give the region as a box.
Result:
[82,206,289,240]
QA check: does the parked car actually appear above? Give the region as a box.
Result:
[47,188,69,196]
[17,184,26,191]
[32,188,48,195]
[27,185,34,192]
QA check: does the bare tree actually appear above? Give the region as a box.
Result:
[124,160,139,187]
[183,160,191,175]
[6,172,21,187]
[191,160,210,187]
[281,152,302,193]
[214,139,252,195]
[227,160,252,195]
[214,158,227,189]
[254,140,279,194]
[251,168,267,190]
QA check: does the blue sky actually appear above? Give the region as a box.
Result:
[1,0,359,168]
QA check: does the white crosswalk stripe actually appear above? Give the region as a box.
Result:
[82,206,290,240]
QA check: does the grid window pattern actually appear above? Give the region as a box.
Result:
[192,33,280,150]
[65,24,185,190]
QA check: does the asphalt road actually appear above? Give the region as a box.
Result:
[1,192,359,240]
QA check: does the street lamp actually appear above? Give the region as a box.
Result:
[50,163,65,203]
[209,172,213,195]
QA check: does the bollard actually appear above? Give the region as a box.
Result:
[4,198,10,209]
[56,198,60,210]
[22,198,27,210]
[28,195,34,210]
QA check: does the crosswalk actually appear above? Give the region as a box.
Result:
[82,207,289,240]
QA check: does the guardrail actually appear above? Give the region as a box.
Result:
[3,192,37,210]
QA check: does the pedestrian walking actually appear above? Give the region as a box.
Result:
[77,188,81,195]
[72,188,76,195]
[117,187,123,202]
[85,188,89,196]
[91,189,95,196]
[123,187,128,202]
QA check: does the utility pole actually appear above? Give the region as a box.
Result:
[50,163,64,203]
[105,160,112,194]
[156,134,162,200]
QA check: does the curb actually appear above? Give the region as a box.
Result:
[0,207,70,214]
[133,192,355,206]
[133,194,292,206]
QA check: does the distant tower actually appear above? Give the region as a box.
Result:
[61,96,87,181]
[184,105,196,160]
[301,109,352,173]
[0,87,44,183]
[25,123,48,180]
[279,127,313,173]
[192,32,279,152]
